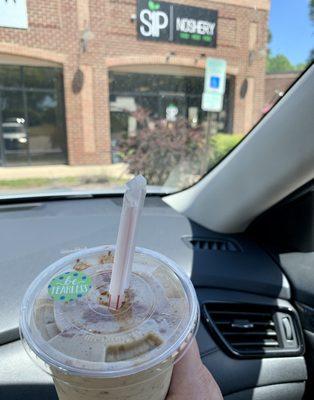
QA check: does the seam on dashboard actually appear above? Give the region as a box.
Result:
[200,347,220,358]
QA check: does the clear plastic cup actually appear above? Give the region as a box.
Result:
[20,246,199,400]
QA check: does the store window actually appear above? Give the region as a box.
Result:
[0,65,67,166]
[109,71,234,163]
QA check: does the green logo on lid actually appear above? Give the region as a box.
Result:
[48,271,92,302]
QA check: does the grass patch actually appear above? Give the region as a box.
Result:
[0,175,128,189]
[1,177,52,188]
[0,176,80,189]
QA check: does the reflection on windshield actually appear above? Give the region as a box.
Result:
[0,0,312,196]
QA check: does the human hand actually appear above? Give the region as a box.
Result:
[166,339,223,400]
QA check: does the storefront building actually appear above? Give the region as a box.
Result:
[0,0,269,166]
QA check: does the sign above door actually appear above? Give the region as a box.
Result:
[137,0,218,48]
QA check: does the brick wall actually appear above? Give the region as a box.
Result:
[0,0,269,165]
[264,71,300,105]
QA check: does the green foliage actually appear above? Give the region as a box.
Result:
[266,54,307,73]
[209,133,243,164]
[310,0,314,21]
[266,54,295,73]
[294,62,307,71]
[309,0,314,62]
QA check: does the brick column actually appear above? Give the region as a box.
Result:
[93,65,112,164]
[232,74,245,134]
[63,63,84,165]
[63,63,111,165]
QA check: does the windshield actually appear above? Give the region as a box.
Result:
[0,0,312,196]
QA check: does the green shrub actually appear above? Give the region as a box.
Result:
[209,133,243,165]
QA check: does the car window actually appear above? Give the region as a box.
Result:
[0,0,312,195]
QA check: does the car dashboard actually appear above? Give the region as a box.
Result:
[0,196,307,399]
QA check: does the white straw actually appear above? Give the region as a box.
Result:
[109,175,147,309]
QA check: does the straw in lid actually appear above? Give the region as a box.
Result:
[109,175,147,309]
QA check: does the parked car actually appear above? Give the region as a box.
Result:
[2,120,27,150]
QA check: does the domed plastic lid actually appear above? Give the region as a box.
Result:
[20,246,199,378]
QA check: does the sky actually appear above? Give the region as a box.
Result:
[268,0,313,65]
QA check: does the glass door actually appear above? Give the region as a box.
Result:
[26,90,67,164]
[0,90,28,165]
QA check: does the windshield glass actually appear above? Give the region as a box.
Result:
[0,0,312,196]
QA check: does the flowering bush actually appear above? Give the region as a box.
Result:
[117,108,243,187]
[117,108,207,186]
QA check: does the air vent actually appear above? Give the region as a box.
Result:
[202,302,303,358]
[182,236,241,252]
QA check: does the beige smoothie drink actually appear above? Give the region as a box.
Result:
[20,246,199,400]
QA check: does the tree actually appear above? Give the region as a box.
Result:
[266,54,295,73]
[295,62,307,71]
[309,0,314,62]
[267,29,272,46]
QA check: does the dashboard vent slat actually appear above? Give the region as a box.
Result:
[223,330,277,337]
[202,302,303,358]
[182,237,242,252]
